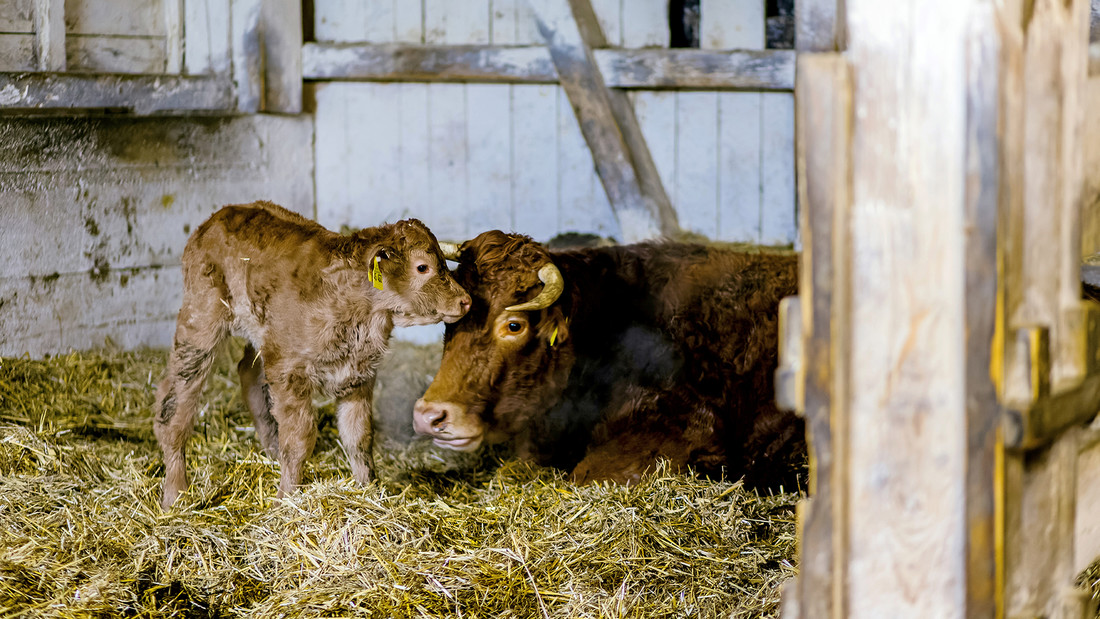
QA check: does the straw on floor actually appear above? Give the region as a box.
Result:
[0,345,801,618]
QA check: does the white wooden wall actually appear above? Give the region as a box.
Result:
[312,0,796,245]
[0,0,232,75]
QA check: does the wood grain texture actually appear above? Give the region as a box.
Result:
[65,34,164,73]
[0,72,234,113]
[0,0,34,33]
[231,0,261,113]
[261,0,302,113]
[783,52,852,619]
[844,0,970,615]
[34,0,65,70]
[301,43,795,90]
[164,0,182,72]
[0,33,36,71]
[184,0,231,75]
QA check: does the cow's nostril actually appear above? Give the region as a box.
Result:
[459,297,471,312]
[414,399,452,434]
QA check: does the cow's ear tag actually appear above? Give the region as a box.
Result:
[371,256,384,290]
[550,326,559,347]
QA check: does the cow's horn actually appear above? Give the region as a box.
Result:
[439,242,462,261]
[506,263,565,312]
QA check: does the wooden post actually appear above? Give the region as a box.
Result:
[165,0,183,74]
[782,52,852,619]
[33,0,65,71]
[232,0,262,113]
[261,0,303,113]
[528,0,680,242]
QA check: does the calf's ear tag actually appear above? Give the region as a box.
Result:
[371,256,384,290]
[550,326,559,347]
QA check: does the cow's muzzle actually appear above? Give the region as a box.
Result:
[413,398,484,451]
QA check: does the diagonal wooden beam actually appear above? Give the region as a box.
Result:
[528,0,679,242]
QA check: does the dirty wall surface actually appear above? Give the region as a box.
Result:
[0,114,314,357]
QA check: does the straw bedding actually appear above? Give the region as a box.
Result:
[0,343,801,618]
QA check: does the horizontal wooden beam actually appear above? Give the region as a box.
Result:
[0,73,236,114]
[302,42,795,91]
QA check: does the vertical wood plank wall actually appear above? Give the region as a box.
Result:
[312,0,795,245]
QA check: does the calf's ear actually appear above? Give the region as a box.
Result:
[537,308,569,347]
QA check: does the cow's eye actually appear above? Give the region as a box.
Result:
[417,264,429,274]
[507,322,523,333]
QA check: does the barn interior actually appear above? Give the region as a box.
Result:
[0,0,1098,617]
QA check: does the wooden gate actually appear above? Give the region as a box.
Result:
[780,0,1100,616]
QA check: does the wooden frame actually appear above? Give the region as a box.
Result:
[3,0,302,115]
[302,43,795,91]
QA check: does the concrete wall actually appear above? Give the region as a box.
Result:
[0,114,314,357]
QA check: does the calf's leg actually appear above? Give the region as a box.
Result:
[154,316,223,508]
[336,381,376,485]
[267,370,317,498]
[237,343,280,459]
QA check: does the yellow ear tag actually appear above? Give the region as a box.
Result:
[550,326,559,347]
[371,256,383,290]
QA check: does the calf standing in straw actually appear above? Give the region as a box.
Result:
[154,201,470,508]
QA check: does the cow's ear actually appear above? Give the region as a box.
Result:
[538,307,569,347]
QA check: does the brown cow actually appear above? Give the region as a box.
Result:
[413,231,805,490]
[154,201,470,508]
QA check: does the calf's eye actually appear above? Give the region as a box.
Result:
[417,264,429,273]
[508,322,523,333]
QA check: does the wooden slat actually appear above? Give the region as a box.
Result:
[795,0,845,52]
[0,72,234,113]
[66,35,165,74]
[313,0,366,42]
[395,0,423,43]
[427,82,469,240]
[589,0,621,47]
[701,0,764,49]
[621,0,666,48]
[512,84,560,238]
[962,12,1000,618]
[718,91,762,242]
[0,34,35,71]
[231,0,261,113]
[34,0,64,71]
[302,42,796,90]
[184,0,231,75]
[397,83,431,221]
[0,0,34,33]
[558,86,616,236]
[363,0,395,43]
[597,48,795,90]
[1004,429,1084,618]
[261,0,302,113]
[426,0,490,44]
[675,91,719,238]
[783,52,851,619]
[529,0,680,241]
[760,92,796,245]
[164,0,182,73]
[465,83,513,234]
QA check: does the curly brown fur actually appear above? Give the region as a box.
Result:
[154,201,470,508]
[414,230,805,492]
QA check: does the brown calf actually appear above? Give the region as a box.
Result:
[154,201,469,508]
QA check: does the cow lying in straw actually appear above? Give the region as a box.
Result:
[413,231,805,490]
[154,201,470,508]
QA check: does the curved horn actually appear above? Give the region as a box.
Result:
[505,262,565,312]
[438,241,462,261]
